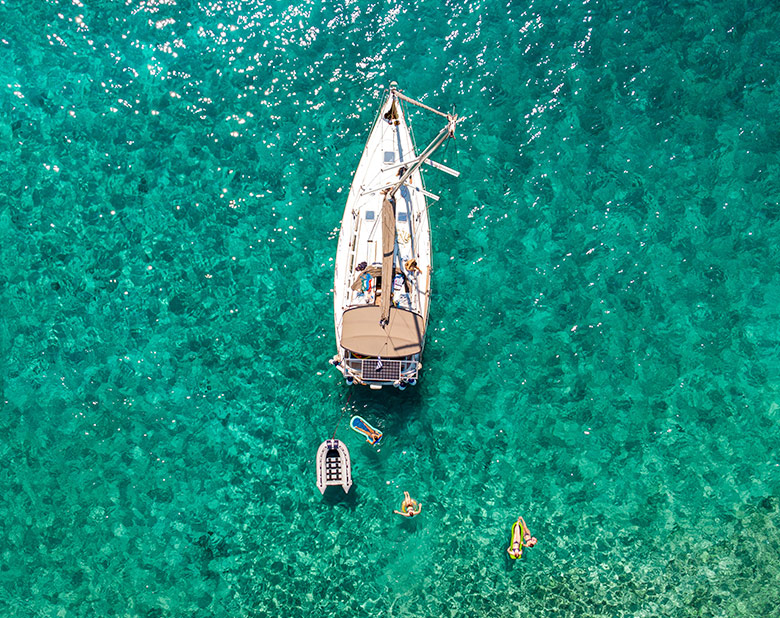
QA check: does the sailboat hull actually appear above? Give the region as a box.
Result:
[332,88,432,389]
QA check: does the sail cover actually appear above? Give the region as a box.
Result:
[379,195,395,325]
[340,306,425,357]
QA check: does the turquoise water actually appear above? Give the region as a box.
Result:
[2,0,780,615]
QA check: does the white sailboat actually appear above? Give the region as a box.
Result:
[330,82,461,389]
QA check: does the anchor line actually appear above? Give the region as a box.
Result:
[332,390,354,439]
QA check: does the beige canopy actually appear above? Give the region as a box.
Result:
[379,195,395,325]
[340,306,425,357]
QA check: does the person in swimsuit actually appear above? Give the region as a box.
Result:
[404,258,421,274]
[393,491,421,517]
[507,516,537,558]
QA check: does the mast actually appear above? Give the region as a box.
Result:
[387,121,458,199]
[379,193,396,326]
[379,86,460,326]
[387,85,459,201]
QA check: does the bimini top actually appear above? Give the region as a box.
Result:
[340,306,425,357]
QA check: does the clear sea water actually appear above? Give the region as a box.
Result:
[2,0,780,615]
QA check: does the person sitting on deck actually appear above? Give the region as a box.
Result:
[393,491,421,518]
[404,258,421,274]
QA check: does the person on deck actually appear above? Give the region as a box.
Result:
[393,491,421,518]
[404,258,421,274]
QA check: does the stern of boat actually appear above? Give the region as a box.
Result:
[330,351,420,390]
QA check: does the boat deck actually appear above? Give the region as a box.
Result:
[334,95,432,328]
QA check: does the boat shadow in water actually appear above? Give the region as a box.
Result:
[319,484,360,509]
[345,384,422,435]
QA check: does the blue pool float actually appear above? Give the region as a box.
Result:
[350,415,383,445]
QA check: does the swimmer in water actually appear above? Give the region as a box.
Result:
[507,516,537,558]
[393,491,421,518]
